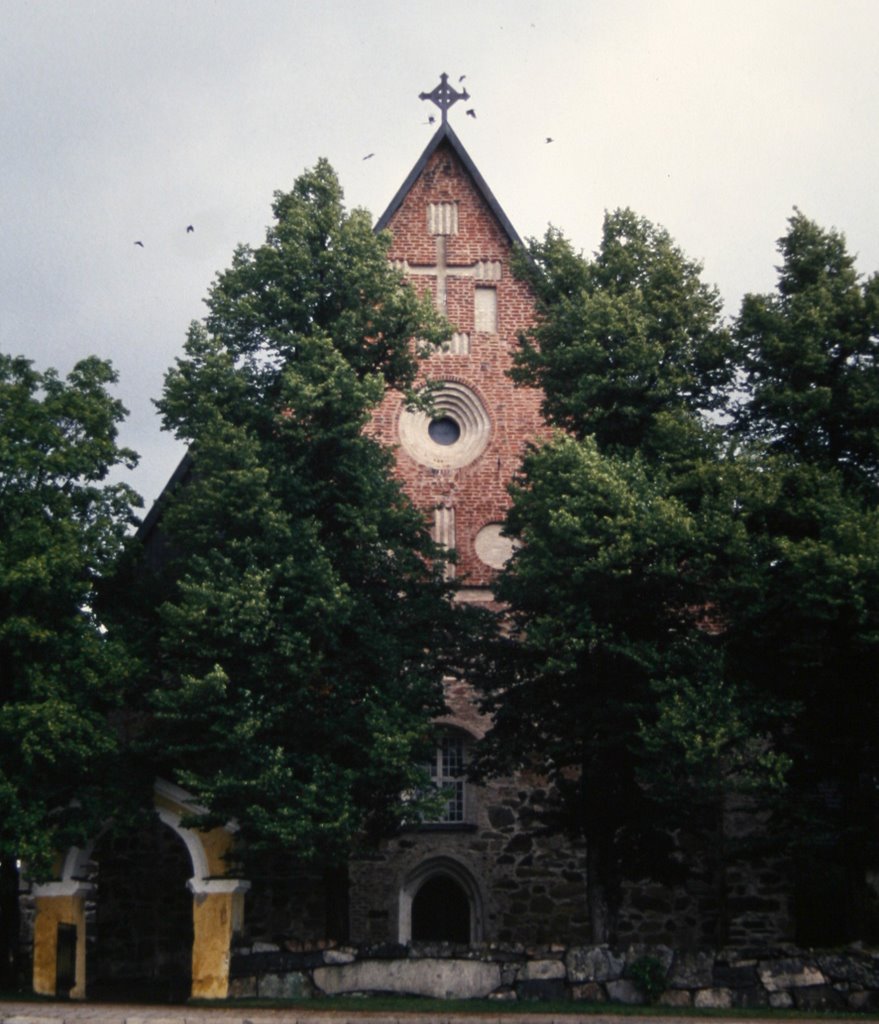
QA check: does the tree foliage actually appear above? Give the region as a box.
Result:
[140,160,473,865]
[511,209,733,464]
[475,434,707,937]
[476,212,805,942]
[735,209,879,495]
[730,212,879,941]
[477,207,879,944]
[0,353,141,875]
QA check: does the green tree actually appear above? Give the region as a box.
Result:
[732,213,879,940]
[511,209,733,466]
[735,464,879,940]
[0,353,141,984]
[473,214,792,943]
[475,434,707,940]
[736,209,879,496]
[141,161,473,871]
[638,641,791,944]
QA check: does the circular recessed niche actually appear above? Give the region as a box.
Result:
[475,523,518,569]
[398,382,491,469]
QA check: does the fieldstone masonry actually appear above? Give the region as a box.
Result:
[227,940,879,1012]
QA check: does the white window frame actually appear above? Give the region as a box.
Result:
[427,734,466,824]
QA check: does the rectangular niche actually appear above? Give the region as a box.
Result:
[428,202,458,236]
[474,287,498,333]
[433,505,456,580]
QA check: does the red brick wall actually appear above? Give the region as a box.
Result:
[370,140,548,587]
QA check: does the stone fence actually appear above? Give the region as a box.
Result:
[229,941,879,1013]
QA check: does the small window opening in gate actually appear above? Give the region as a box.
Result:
[428,416,461,446]
[411,874,471,943]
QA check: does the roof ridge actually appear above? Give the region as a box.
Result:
[374,122,522,246]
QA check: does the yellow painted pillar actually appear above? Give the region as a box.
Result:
[188,879,250,1000]
[31,882,92,999]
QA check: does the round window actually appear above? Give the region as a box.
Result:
[428,416,461,446]
[398,382,491,469]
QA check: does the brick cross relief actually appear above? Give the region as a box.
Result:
[393,205,501,314]
[394,240,500,313]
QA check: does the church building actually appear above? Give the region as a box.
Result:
[22,76,792,1003]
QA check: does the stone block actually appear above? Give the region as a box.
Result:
[695,987,733,1008]
[769,990,794,1009]
[227,975,258,998]
[668,950,713,988]
[848,990,879,1013]
[565,945,625,982]
[312,957,501,999]
[792,984,846,1011]
[488,806,515,828]
[606,978,643,1004]
[713,962,758,988]
[500,963,520,987]
[323,948,356,964]
[817,952,879,988]
[730,985,769,1008]
[257,971,313,999]
[658,989,692,1007]
[571,981,606,1002]
[517,978,568,1001]
[626,942,673,970]
[758,957,826,992]
[520,958,566,981]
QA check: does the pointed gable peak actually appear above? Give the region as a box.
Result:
[375,121,522,246]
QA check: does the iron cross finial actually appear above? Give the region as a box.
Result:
[419,72,470,125]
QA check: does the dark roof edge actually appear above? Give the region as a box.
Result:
[374,121,523,246]
[136,450,192,543]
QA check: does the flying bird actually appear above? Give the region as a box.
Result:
[545,137,554,143]
[186,225,194,233]
[363,152,375,160]
[458,75,467,82]
[466,108,476,118]
[424,115,436,125]
[134,240,144,247]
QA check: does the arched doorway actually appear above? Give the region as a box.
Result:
[412,874,470,942]
[31,781,247,1000]
[399,856,483,944]
[87,812,193,1002]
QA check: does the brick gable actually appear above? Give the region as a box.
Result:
[370,135,547,587]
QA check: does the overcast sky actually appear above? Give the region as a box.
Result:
[3,0,878,510]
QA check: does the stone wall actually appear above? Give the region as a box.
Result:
[228,940,879,1013]
[343,676,791,951]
